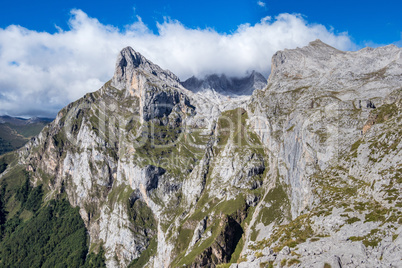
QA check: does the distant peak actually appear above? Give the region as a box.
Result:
[248,71,267,81]
[181,71,267,96]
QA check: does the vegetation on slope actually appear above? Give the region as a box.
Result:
[0,117,52,155]
[167,108,269,267]
[0,154,106,267]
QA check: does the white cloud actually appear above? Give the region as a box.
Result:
[257,1,266,7]
[0,10,354,117]
[394,32,402,47]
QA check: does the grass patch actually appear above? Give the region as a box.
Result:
[364,206,387,222]
[251,214,313,253]
[216,264,232,268]
[288,258,301,265]
[255,251,263,258]
[258,182,290,226]
[349,229,382,248]
[346,216,361,224]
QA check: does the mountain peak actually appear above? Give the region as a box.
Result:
[308,39,336,48]
[111,46,180,91]
[118,46,148,68]
[271,40,342,70]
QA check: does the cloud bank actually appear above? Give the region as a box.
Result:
[0,10,354,117]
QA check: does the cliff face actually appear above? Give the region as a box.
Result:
[244,40,402,267]
[1,40,401,267]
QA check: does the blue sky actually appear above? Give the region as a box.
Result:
[0,0,401,117]
[1,0,401,46]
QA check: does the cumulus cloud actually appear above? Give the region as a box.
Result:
[257,1,266,7]
[0,9,354,117]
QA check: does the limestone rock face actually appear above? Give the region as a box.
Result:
[243,40,402,267]
[4,41,401,268]
[250,39,402,216]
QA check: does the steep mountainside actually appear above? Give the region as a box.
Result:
[0,41,401,268]
[241,39,402,267]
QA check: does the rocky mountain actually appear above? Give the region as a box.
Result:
[180,71,267,124]
[0,116,52,155]
[0,40,401,268]
[182,71,267,96]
